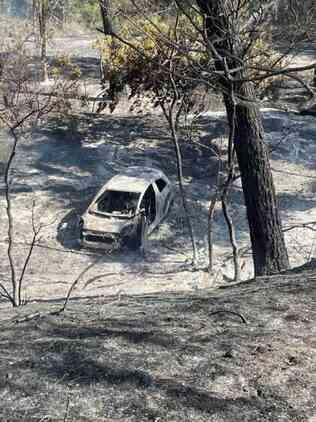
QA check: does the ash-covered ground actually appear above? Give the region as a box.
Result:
[0,34,316,302]
[0,106,316,302]
[0,31,315,422]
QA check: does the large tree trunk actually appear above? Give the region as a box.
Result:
[225,86,289,275]
[197,0,289,276]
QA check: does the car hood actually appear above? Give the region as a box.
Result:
[82,212,133,234]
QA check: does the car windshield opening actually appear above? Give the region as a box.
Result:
[95,190,140,217]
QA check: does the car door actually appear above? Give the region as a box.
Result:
[154,177,171,222]
[139,183,159,233]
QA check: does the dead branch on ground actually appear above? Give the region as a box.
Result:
[208,309,247,324]
[283,221,316,233]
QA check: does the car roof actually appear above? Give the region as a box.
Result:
[105,166,167,193]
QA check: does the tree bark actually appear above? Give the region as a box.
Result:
[196,0,289,276]
[99,0,114,35]
[225,87,289,275]
[39,0,48,82]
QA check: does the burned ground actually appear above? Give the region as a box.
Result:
[0,270,315,421]
[1,107,316,302]
[0,31,316,422]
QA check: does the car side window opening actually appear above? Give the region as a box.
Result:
[156,178,167,192]
[96,190,140,216]
[140,185,156,224]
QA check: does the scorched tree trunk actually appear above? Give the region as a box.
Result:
[196,0,290,276]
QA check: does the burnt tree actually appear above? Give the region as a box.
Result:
[196,0,289,276]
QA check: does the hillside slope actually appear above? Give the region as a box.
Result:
[0,270,315,421]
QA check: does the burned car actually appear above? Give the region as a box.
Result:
[79,167,174,250]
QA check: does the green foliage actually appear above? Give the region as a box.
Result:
[95,11,208,112]
[94,1,295,112]
[70,0,101,28]
[51,55,82,81]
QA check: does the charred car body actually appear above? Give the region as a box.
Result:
[79,167,174,250]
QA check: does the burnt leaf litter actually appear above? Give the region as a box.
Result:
[0,270,315,421]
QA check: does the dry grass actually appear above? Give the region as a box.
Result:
[0,271,315,421]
